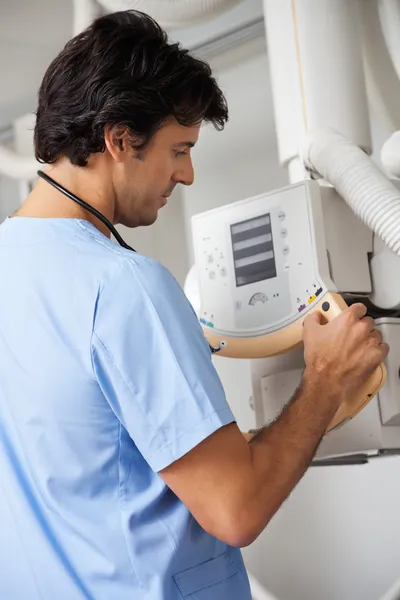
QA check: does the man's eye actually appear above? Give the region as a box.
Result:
[174,150,188,157]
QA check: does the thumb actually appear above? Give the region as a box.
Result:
[303,311,323,333]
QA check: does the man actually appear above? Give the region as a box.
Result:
[0,10,388,600]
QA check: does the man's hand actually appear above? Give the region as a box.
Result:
[303,303,389,402]
[160,304,389,548]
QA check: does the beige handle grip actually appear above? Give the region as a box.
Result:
[203,292,386,433]
[320,293,386,433]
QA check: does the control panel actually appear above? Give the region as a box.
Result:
[191,180,334,338]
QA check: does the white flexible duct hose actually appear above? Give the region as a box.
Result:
[302,129,400,256]
[97,0,243,27]
[0,145,39,180]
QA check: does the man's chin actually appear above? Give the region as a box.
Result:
[123,212,158,228]
[142,212,158,227]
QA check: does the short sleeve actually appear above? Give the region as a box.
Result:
[91,256,235,472]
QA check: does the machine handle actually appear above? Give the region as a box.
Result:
[202,292,386,434]
[320,293,387,433]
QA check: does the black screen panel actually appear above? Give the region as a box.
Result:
[231,213,277,287]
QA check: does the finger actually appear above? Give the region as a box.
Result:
[379,342,390,359]
[370,329,383,344]
[362,316,376,333]
[372,340,389,360]
[303,312,323,332]
[348,303,368,320]
[302,313,320,342]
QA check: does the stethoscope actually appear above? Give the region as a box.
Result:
[37,170,135,251]
[37,170,223,354]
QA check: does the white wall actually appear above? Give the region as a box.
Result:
[181,39,400,600]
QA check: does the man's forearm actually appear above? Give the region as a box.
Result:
[161,304,387,549]
[235,370,343,544]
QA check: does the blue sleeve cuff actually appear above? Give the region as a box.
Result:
[147,408,236,472]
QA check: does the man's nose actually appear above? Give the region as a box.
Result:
[173,157,194,187]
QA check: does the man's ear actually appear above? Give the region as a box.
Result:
[104,125,133,162]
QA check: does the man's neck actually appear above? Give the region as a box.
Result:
[14,161,115,239]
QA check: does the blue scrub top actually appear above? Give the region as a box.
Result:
[0,217,251,600]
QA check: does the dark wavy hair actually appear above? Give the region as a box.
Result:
[34,10,228,167]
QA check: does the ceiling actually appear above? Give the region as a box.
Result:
[0,0,263,131]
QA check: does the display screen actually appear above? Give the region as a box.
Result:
[231,213,277,287]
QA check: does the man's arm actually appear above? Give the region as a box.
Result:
[160,304,388,547]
